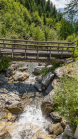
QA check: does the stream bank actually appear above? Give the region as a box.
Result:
[0,60,76,139]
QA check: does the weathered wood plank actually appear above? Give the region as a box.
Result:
[0,56,65,63]
[0,43,76,48]
[0,38,72,44]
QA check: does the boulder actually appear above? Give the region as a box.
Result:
[6,69,15,77]
[0,99,5,109]
[38,63,47,66]
[18,66,28,72]
[33,66,45,75]
[36,76,43,83]
[0,129,12,139]
[42,72,54,87]
[54,67,63,78]
[41,90,56,116]
[44,134,56,139]
[74,125,78,139]
[61,119,67,129]
[0,110,7,120]
[45,82,53,94]
[6,101,23,114]
[47,65,53,68]
[63,123,74,138]
[48,123,63,136]
[32,128,46,139]
[13,71,29,81]
[34,83,42,92]
[41,101,54,117]
[52,78,59,89]
[10,63,19,70]
[0,74,7,84]
[50,112,62,122]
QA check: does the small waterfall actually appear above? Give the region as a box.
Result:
[9,62,52,139]
[11,100,52,139]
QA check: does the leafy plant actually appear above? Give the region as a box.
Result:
[0,60,10,71]
[40,62,62,76]
[53,75,78,130]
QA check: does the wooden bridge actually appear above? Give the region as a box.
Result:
[0,38,77,63]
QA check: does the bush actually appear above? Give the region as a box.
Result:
[53,75,78,130]
[0,60,10,71]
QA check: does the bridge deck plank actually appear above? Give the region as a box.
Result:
[0,48,72,58]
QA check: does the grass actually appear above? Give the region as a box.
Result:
[52,75,78,131]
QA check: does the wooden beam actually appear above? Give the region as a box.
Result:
[0,56,65,63]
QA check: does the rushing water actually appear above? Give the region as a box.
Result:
[11,100,52,139]
[10,62,52,139]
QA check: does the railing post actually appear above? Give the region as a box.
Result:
[0,48,1,56]
[12,44,14,58]
[58,43,59,52]
[61,47,63,58]
[3,39,5,48]
[77,40,78,46]
[37,45,39,60]
[67,43,69,50]
[73,47,75,57]
[50,46,51,60]
[25,46,27,59]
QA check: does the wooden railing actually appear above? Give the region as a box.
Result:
[0,38,77,63]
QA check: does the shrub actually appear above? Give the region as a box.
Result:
[0,60,10,71]
[53,75,78,130]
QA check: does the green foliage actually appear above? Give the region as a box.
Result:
[53,75,78,130]
[32,11,43,26]
[59,19,74,40]
[40,66,53,76]
[40,62,62,76]
[66,33,76,42]
[0,0,78,46]
[0,60,10,71]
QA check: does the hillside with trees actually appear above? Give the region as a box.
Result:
[0,0,78,42]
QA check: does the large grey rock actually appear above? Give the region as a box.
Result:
[10,63,19,70]
[0,129,12,139]
[41,100,54,117]
[47,65,53,68]
[13,71,29,81]
[36,76,43,83]
[61,119,67,129]
[48,123,63,136]
[18,66,28,72]
[0,100,5,109]
[41,89,56,116]
[0,111,7,120]
[55,133,67,139]
[42,72,54,87]
[54,67,63,78]
[63,123,74,139]
[0,74,7,84]
[50,112,62,122]
[52,78,59,89]
[33,66,45,75]
[45,82,53,94]
[74,125,78,139]
[6,101,23,114]
[34,83,42,92]
[6,69,15,77]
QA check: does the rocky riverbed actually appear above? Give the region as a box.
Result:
[0,60,77,139]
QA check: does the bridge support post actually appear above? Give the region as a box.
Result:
[37,45,39,60]
[25,46,27,59]
[50,46,51,60]
[12,45,14,58]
